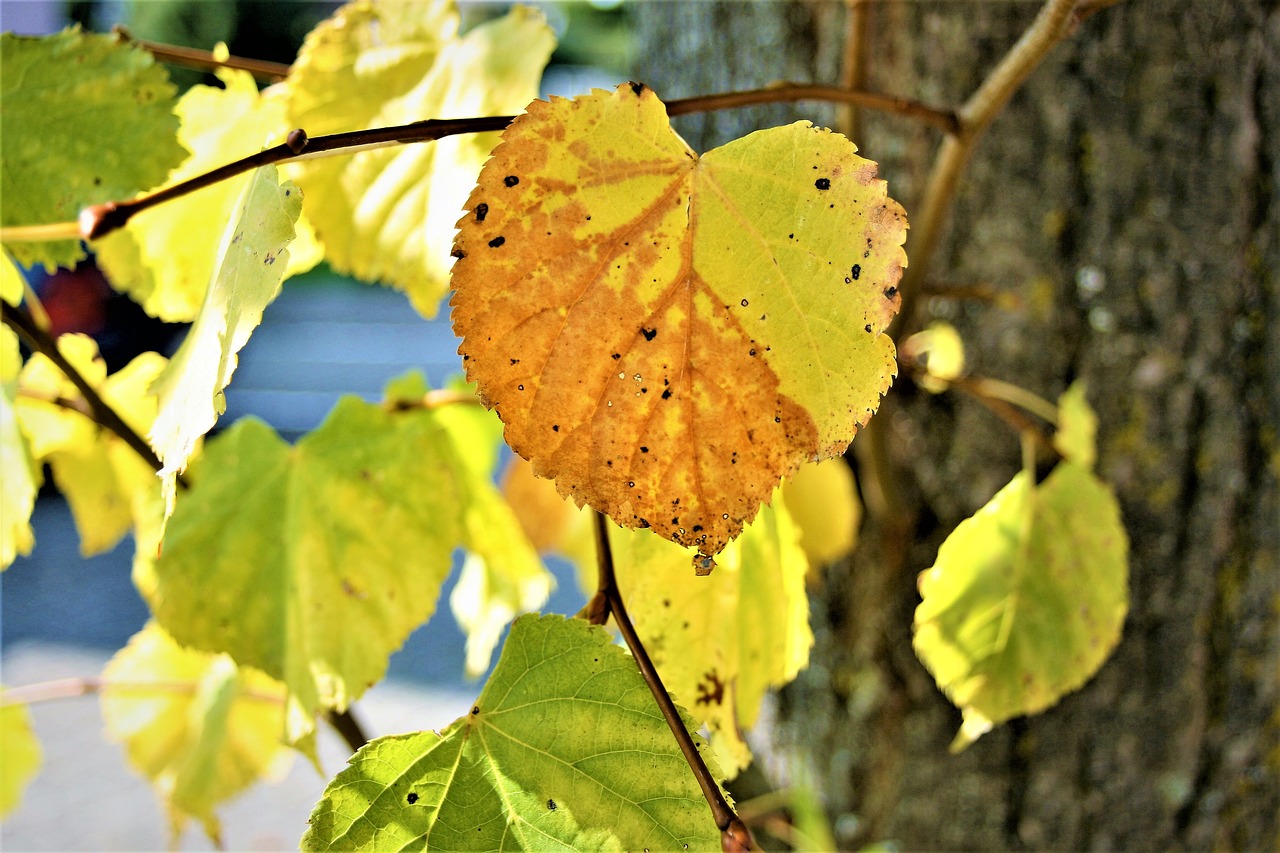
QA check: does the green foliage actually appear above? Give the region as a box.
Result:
[0,28,187,269]
[302,614,723,852]
[0,1,1131,845]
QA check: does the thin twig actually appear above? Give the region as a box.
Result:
[2,301,166,473]
[113,26,292,83]
[0,81,956,247]
[0,676,281,707]
[326,709,370,753]
[836,0,873,140]
[590,511,754,851]
[666,82,958,134]
[901,0,1104,329]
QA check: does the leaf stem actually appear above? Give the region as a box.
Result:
[589,511,754,851]
[113,26,292,83]
[2,301,166,474]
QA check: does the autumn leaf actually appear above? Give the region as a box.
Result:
[451,84,907,559]
[0,688,42,819]
[301,614,723,852]
[285,0,555,316]
[101,622,292,845]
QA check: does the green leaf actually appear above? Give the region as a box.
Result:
[301,614,723,852]
[0,688,43,818]
[15,335,166,555]
[148,165,302,503]
[0,325,37,568]
[1053,381,1097,469]
[95,64,321,322]
[101,622,292,845]
[286,1,555,316]
[0,28,186,269]
[913,463,1129,750]
[146,392,534,742]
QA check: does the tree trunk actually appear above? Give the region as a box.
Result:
[634,2,1279,849]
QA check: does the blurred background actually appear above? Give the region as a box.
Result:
[1,1,629,848]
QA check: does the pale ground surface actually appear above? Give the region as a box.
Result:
[1,642,476,851]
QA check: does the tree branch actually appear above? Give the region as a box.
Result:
[901,0,1115,328]
[2,301,166,474]
[113,26,292,83]
[589,511,754,852]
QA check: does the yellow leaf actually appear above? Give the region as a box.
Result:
[1054,381,1097,469]
[451,84,907,559]
[96,63,321,322]
[1,251,25,306]
[101,622,292,845]
[781,458,861,568]
[13,334,164,555]
[0,326,37,568]
[0,690,43,817]
[286,0,555,316]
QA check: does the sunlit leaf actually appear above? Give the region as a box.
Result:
[451,84,907,559]
[502,456,812,776]
[1,251,25,306]
[96,62,321,322]
[781,459,861,569]
[148,389,545,743]
[0,325,37,568]
[286,0,555,316]
[148,165,302,505]
[15,334,165,555]
[0,689,42,819]
[100,622,292,845]
[1053,381,1097,469]
[301,614,723,852]
[913,462,1128,750]
[0,28,186,269]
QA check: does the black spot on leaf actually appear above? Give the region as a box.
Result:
[884,285,899,300]
[451,248,466,259]
[503,175,519,187]
[475,203,489,222]
[851,264,861,280]
[630,81,645,95]
[407,793,419,804]
[815,177,831,190]
[488,236,506,248]
[548,799,558,810]
[642,327,658,341]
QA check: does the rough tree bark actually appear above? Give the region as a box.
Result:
[634,2,1278,849]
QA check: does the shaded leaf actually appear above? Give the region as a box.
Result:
[0,29,186,269]
[301,614,723,852]
[451,84,906,558]
[913,463,1128,749]
[286,0,554,316]
[15,334,165,555]
[96,62,321,322]
[148,166,302,502]
[0,689,43,819]
[101,622,292,845]
[0,325,37,568]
